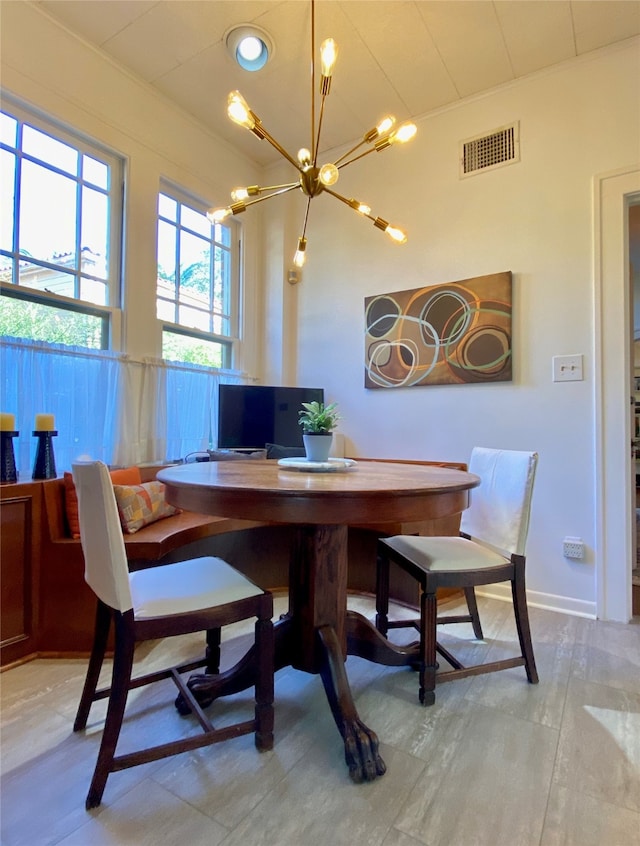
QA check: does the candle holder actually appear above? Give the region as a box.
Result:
[1,430,19,483]
[32,430,58,480]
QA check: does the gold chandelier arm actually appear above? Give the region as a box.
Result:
[333,138,367,167]
[209,184,300,222]
[228,90,302,171]
[258,124,304,171]
[231,182,299,201]
[322,186,365,212]
[242,183,301,209]
[300,195,313,241]
[313,94,328,168]
[293,196,314,267]
[334,118,396,166]
[323,187,406,243]
[336,145,377,171]
[311,0,316,162]
[257,182,300,193]
[337,121,416,171]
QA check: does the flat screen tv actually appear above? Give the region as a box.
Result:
[217,384,324,450]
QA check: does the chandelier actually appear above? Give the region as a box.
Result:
[207,0,416,269]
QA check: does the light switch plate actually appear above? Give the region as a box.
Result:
[552,354,583,382]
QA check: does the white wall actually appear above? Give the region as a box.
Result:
[270,40,640,617]
[0,1,264,371]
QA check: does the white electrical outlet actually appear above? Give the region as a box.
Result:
[563,537,585,559]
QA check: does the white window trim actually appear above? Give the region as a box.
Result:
[157,179,241,368]
[0,93,124,348]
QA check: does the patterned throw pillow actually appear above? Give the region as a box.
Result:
[112,481,179,534]
[65,466,142,538]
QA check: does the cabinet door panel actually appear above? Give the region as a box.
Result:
[1,485,41,666]
[1,498,32,642]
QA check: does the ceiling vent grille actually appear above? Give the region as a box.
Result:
[460,122,520,178]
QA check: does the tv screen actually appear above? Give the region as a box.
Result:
[217,384,324,450]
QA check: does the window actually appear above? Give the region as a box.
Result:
[157,186,238,368]
[0,99,123,348]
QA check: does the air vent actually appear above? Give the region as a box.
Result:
[460,122,520,178]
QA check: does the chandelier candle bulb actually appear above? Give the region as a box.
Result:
[393,122,417,143]
[348,199,372,216]
[293,237,308,268]
[230,185,260,202]
[319,163,339,186]
[208,208,227,223]
[364,116,395,143]
[227,91,255,130]
[34,413,55,431]
[320,38,338,78]
[385,226,407,244]
[376,116,395,136]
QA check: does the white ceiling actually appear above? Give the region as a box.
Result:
[37,0,640,167]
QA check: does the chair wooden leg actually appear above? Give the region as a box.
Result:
[86,613,136,809]
[254,615,274,752]
[375,548,391,637]
[74,600,111,732]
[205,628,221,674]
[512,560,538,685]
[419,590,437,706]
[464,586,484,640]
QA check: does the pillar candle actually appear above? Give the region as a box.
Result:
[0,413,16,431]
[34,413,55,431]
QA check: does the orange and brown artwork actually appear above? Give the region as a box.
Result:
[364,271,512,388]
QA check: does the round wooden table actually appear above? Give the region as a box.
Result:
[158,459,480,782]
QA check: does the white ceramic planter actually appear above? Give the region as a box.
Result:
[303,433,333,462]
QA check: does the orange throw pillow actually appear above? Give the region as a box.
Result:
[64,466,142,538]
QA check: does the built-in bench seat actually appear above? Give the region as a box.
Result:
[41,471,263,567]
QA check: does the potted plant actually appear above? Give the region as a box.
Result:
[298,401,341,462]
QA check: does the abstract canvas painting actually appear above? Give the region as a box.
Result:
[364,271,512,388]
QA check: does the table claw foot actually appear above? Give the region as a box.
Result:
[343,719,386,783]
[187,673,218,706]
[174,673,217,715]
[317,624,387,782]
[174,692,191,715]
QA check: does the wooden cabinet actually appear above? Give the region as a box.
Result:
[1,481,41,667]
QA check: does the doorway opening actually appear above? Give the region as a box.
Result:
[629,201,640,615]
[595,168,640,622]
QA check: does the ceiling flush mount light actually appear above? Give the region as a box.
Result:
[210,1,416,268]
[226,24,273,72]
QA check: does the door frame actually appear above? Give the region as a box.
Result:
[594,165,640,621]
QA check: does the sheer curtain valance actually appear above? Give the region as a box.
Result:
[0,337,249,476]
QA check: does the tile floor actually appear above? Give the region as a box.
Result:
[1,594,639,846]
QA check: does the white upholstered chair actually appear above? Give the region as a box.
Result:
[375,447,539,705]
[72,460,274,808]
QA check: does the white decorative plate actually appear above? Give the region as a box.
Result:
[277,457,357,473]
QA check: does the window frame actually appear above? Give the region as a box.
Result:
[157,181,240,370]
[0,94,124,349]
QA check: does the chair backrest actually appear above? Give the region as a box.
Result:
[460,447,538,557]
[72,460,133,612]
